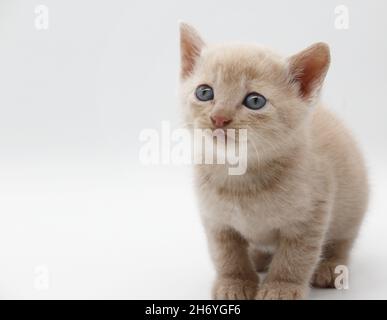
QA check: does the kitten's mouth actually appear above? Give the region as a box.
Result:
[194,122,242,143]
[213,128,226,137]
[212,128,236,143]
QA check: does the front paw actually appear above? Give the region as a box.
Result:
[255,282,307,300]
[312,261,338,288]
[213,277,258,300]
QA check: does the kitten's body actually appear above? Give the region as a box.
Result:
[196,104,367,252]
[179,24,368,299]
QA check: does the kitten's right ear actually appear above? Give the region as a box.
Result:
[179,22,205,79]
[287,43,330,103]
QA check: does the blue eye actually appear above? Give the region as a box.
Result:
[243,92,267,110]
[195,85,214,101]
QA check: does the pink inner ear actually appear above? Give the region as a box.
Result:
[180,24,205,79]
[181,37,200,78]
[290,44,330,99]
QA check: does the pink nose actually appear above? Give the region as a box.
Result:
[210,115,232,128]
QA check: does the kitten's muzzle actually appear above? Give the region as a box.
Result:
[210,115,232,128]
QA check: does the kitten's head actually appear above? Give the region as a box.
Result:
[179,23,330,160]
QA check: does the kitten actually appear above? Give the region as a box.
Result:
[179,23,368,300]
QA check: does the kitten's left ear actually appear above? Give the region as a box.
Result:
[288,43,330,102]
[180,22,205,79]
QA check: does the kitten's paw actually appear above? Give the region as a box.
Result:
[255,282,307,300]
[312,261,338,288]
[212,278,258,300]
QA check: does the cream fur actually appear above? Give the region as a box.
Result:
[179,23,368,300]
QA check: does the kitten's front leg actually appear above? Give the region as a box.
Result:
[256,210,328,300]
[206,227,259,300]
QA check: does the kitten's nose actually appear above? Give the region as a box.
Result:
[210,115,232,128]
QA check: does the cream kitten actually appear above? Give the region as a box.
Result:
[179,23,368,300]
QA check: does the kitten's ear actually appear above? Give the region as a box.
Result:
[180,22,205,79]
[288,43,330,102]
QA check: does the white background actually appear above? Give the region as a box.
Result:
[0,0,386,299]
